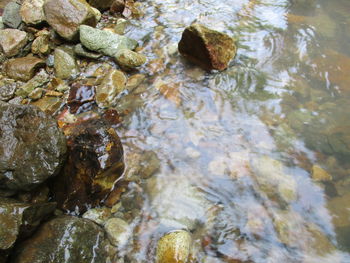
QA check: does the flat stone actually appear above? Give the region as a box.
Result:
[54,46,78,79]
[0,103,66,192]
[44,0,101,41]
[2,1,22,28]
[20,0,46,25]
[4,56,45,81]
[74,43,102,59]
[79,25,138,57]
[0,29,28,57]
[178,23,236,71]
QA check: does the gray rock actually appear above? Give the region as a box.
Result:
[104,218,131,247]
[3,1,22,28]
[0,103,67,192]
[44,0,101,41]
[12,216,108,263]
[0,29,28,57]
[82,207,111,226]
[0,80,17,102]
[0,17,4,30]
[0,197,56,250]
[20,0,46,25]
[114,49,146,69]
[79,25,138,57]
[74,43,102,59]
[54,46,78,79]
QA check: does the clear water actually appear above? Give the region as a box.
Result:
[106,0,350,262]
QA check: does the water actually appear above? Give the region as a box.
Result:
[102,0,350,262]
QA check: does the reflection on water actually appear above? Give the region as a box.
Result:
[109,0,350,261]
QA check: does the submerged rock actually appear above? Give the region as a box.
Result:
[52,118,124,214]
[2,1,22,28]
[44,0,101,41]
[178,23,236,71]
[4,56,45,81]
[0,29,28,57]
[115,49,146,69]
[0,197,56,250]
[156,230,192,263]
[311,165,332,182]
[20,0,46,25]
[54,46,79,79]
[104,218,130,247]
[82,207,112,225]
[96,69,127,108]
[12,216,108,263]
[79,25,138,57]
[0,103,66,192]
[67,83,96,114]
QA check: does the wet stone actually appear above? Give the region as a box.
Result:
[20,0,46,25]
[311,165,332,182]
[0,29,28,57]
[0,103,67,192]
[52,118,124,214]
[4,56,45,81]
[124,150,160,181]
[44,0,101,41]
[178,23,236,71]
[156,230,192,263]
[115,49,146,69]
[82,207,112,226]
[126,73,145,91]
[88,0,114,10]
[2,1,22,28]
[67,83,96,114]
[0,197,56,250]
[104,218,130,247]
[12,216,108,263]
[31,96,62,114]
[16,69,49,98]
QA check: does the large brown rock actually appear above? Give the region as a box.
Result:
[0,103,67,192]
[12,216,108,263]
[0,29,28,57]
[43,0,101,41]
[0,197,56,250]
[52,118,124,214]
[4,56,45,81]
[178,23,236,71]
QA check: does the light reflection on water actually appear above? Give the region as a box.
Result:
[115,0,350,261]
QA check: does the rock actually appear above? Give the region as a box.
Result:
[88,0,114,10]
[178,23,236,71]
[67,83,96,114]
[115,49,146,69]
[12,216,108,263]
[311,165,332,182]
[104,218,130,247]
[20,0,46,25]
[327,193,350,228]
[52,118,124,214]
[156,230,192,263]
[2,1,22,28]
[4,56,45,81]
[28,88,44,100]
[79,25,138,57]
[0,103,66,192]
[251,156,298,203]
[54,46,78,79]
[31,31,50,55]
[43,0,101,41]
[31,96,62,114]
[74,43,102,59]
[0,80,17,101]
[16,69,49,97]
[126,73,145,91]
[82,207,111,225]
[124,150,160,180]
[96,69,126,108]
[110,0,125,14]
[114,18,128,35]
[0,17,4,30]
[0,29,28,57]
[0,197,56,250]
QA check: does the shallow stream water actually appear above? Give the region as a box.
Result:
[98,0,350,262]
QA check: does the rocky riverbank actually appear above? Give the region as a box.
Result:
[0,0,238,262]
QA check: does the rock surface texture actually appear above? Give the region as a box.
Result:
[20,0,46,25]
[4,56,45,81]
[178,23,236,71]
[12,216,108,263]
[0,103,66,192]
[44,0,101,41]
[0,29,28,57]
